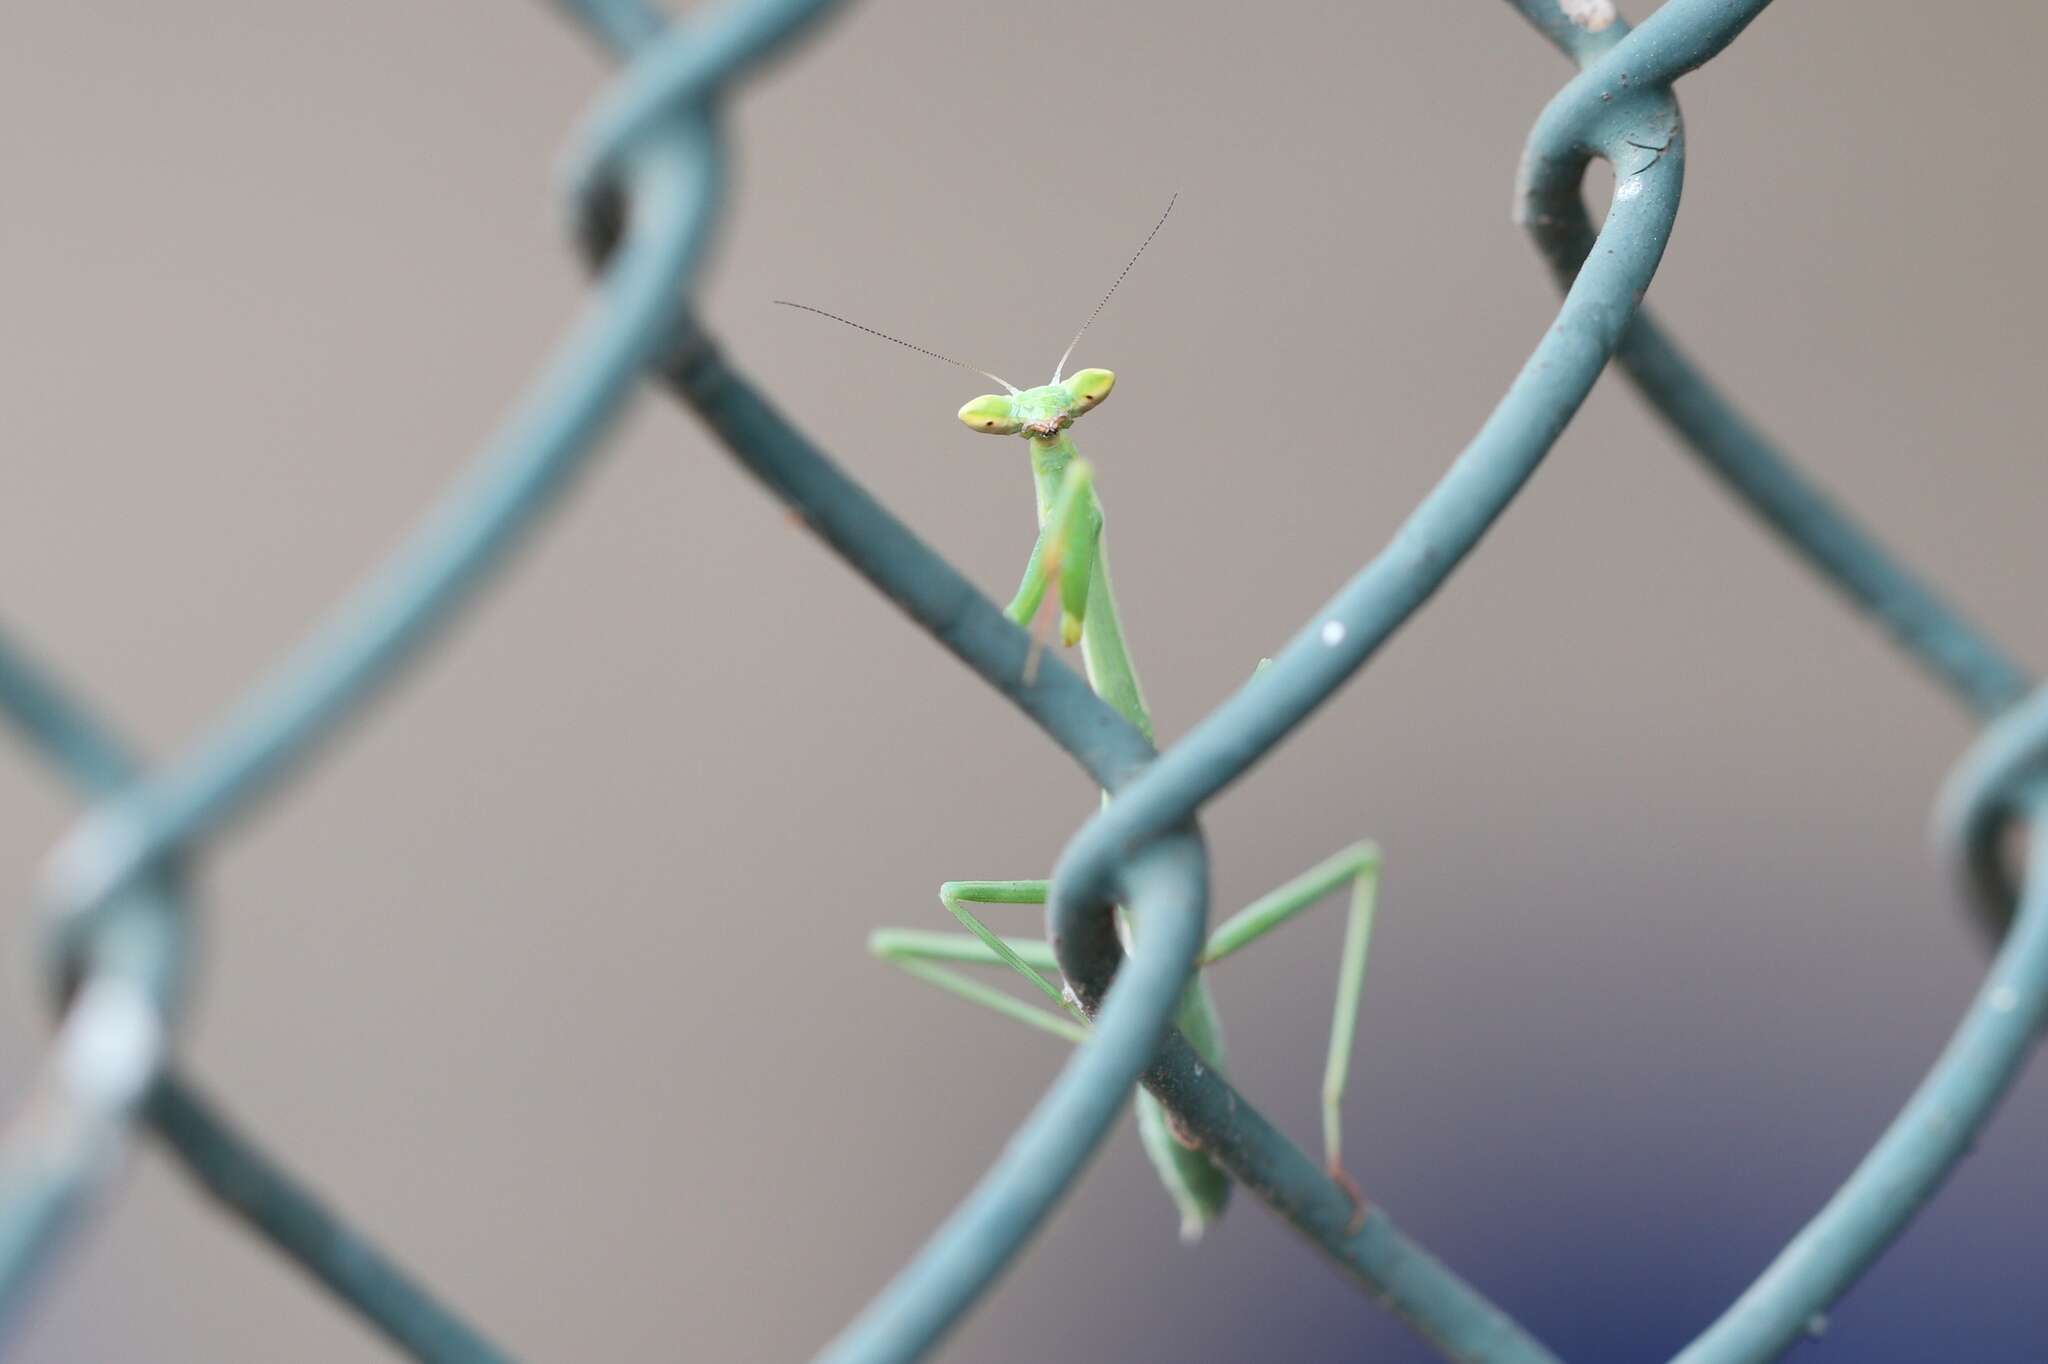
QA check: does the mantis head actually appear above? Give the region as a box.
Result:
[958,370,1115,440]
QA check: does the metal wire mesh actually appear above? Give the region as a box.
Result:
[0,1,2041,1360]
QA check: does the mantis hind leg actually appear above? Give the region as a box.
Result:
[868,881,1089,1040]
[1203,841,1382,1231]
[873,879,1232,1242]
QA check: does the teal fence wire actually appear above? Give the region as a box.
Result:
[1,1,2042,1360]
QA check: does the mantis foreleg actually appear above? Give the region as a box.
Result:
[1007,461,1100,653]
[1003,524,1055,630]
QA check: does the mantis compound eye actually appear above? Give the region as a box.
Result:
[958,394,1024,435]
[1061,368,1115,413]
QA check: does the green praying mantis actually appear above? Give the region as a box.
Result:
[778,199,1381,1242]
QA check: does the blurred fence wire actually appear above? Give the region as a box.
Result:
[1,1,2041,1360]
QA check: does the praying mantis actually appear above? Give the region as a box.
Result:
[779,200,1381,1242]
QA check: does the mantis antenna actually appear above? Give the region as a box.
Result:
[771,300,1019,394]
[1050,192,1177,385]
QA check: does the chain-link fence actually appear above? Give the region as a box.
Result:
[1,1,2042,1360]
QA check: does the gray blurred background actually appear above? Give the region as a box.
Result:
[2,2,2046,1360]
